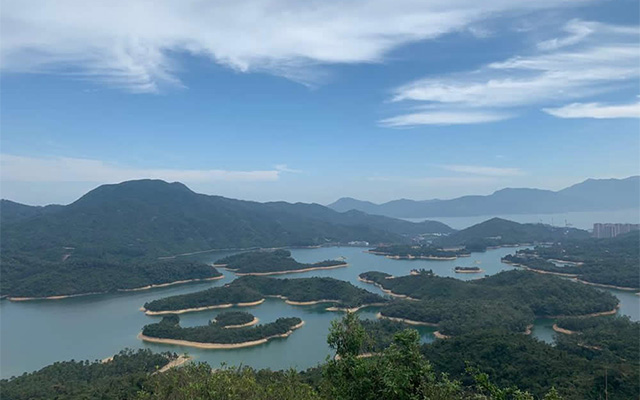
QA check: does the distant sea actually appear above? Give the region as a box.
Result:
[404,208,640,230]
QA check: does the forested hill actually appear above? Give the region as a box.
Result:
[0,199,63,225]
[329,176,639,218]
[1,179,453,260]
[437,217,589,250]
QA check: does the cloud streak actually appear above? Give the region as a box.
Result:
[0,154,285,183]
[384,19,639,126]
[1,0,590,92]
[543,102,640,119]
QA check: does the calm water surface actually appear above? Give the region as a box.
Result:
[1,246,637,378]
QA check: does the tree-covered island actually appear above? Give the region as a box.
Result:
[142,275,388,315]
[214,249,347,275]
[367,244,468,260]
[140,314,304,349]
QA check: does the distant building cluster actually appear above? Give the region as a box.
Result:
[592,223,640,238]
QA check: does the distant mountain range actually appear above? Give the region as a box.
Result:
[328,176,640,218]
[1,179,453,259]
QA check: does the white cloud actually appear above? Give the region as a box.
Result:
[440,164,524,176]
[379,110,510,126]
[385,19,639,125]
[0,0,590,92]
[0,154,282,183]
[543,102,640,119]
[275,164,303,174]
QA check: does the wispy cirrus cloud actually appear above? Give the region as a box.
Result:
[379,110,511,127]
[543,101,640,119]
[1,0,591,93]
[440,164,524,176]
[383,19,639,126]
[0,154,291,183]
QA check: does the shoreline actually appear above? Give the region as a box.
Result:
[357,277,419,300]
[234,263,348,276]
[433,331,450,339]
[326,303,387,313]
[143,299,266,316]
[454,269,485,274]
[138,321,305,349]
[541,304,620,319]
[8,274,225,302]
[376,312,438,326]
[220,317,260,329]
[552,323,578,335]
[574,279,639,292]
[118,274,224,292]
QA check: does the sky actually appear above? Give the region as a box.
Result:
[1,0,639,206]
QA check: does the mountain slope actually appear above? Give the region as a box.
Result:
[0,200,63,225]
[1,179,452,259]
[328,176,640,218]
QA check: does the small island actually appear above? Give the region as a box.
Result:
[358,269,619,337]
[213,311,259,328]
[367,245,468,260]
[142,275,388,315]
[453,266,484,274]
[139,314,304,349]
[213,249,347,275]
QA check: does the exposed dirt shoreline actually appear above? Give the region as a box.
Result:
[552,324,578,335]
[142,299,266,315]
[138,321,305,349]
[8,274,224,302]
[233,263,348,276]
[220,317,260,329]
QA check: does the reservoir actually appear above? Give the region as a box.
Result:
[1,246,637,379]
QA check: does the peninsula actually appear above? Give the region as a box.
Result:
[358,269,619,337]
[142,275,387,315]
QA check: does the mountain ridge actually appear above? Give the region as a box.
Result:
[328,176,640,218]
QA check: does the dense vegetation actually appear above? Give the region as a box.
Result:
[7,314,638,400]
[359,270,618,335]
[1,179,456,298]
[422,329,638,400]
[0,349,174,400]
[143,284,264,312]
[213,311,256,327]
[369,244,468,259]
[503,231,640,289]
[215,249,345,274]
[144,275,387,313]
[1,256,221,298]
[555,316,640,364]
[436,218,589,251]
[142,315,302,344]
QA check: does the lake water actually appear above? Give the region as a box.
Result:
[405,208,640,230]
[1,246,637,379]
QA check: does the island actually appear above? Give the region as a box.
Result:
[139,314,304,349]
[214,249,347,275]
[453,266,484,274]
[502,230,640,290]
[358,269,619,337]
[367,244,468,260]
[212,311,259,328]
[142,275,388,315]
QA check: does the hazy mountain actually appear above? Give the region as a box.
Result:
[1,179,452,260]
[437,217,590,248]
[328,176,640,218]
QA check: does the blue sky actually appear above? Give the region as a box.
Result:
[1,0,638,205]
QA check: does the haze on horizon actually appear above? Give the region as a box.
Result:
[1,0,639,205]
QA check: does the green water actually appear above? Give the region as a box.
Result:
[1,246,637,379]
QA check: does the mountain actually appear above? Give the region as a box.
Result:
[1,179,453,260]
[437,217,590,250]
[0,200,64,225]
[328,176,640,218]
